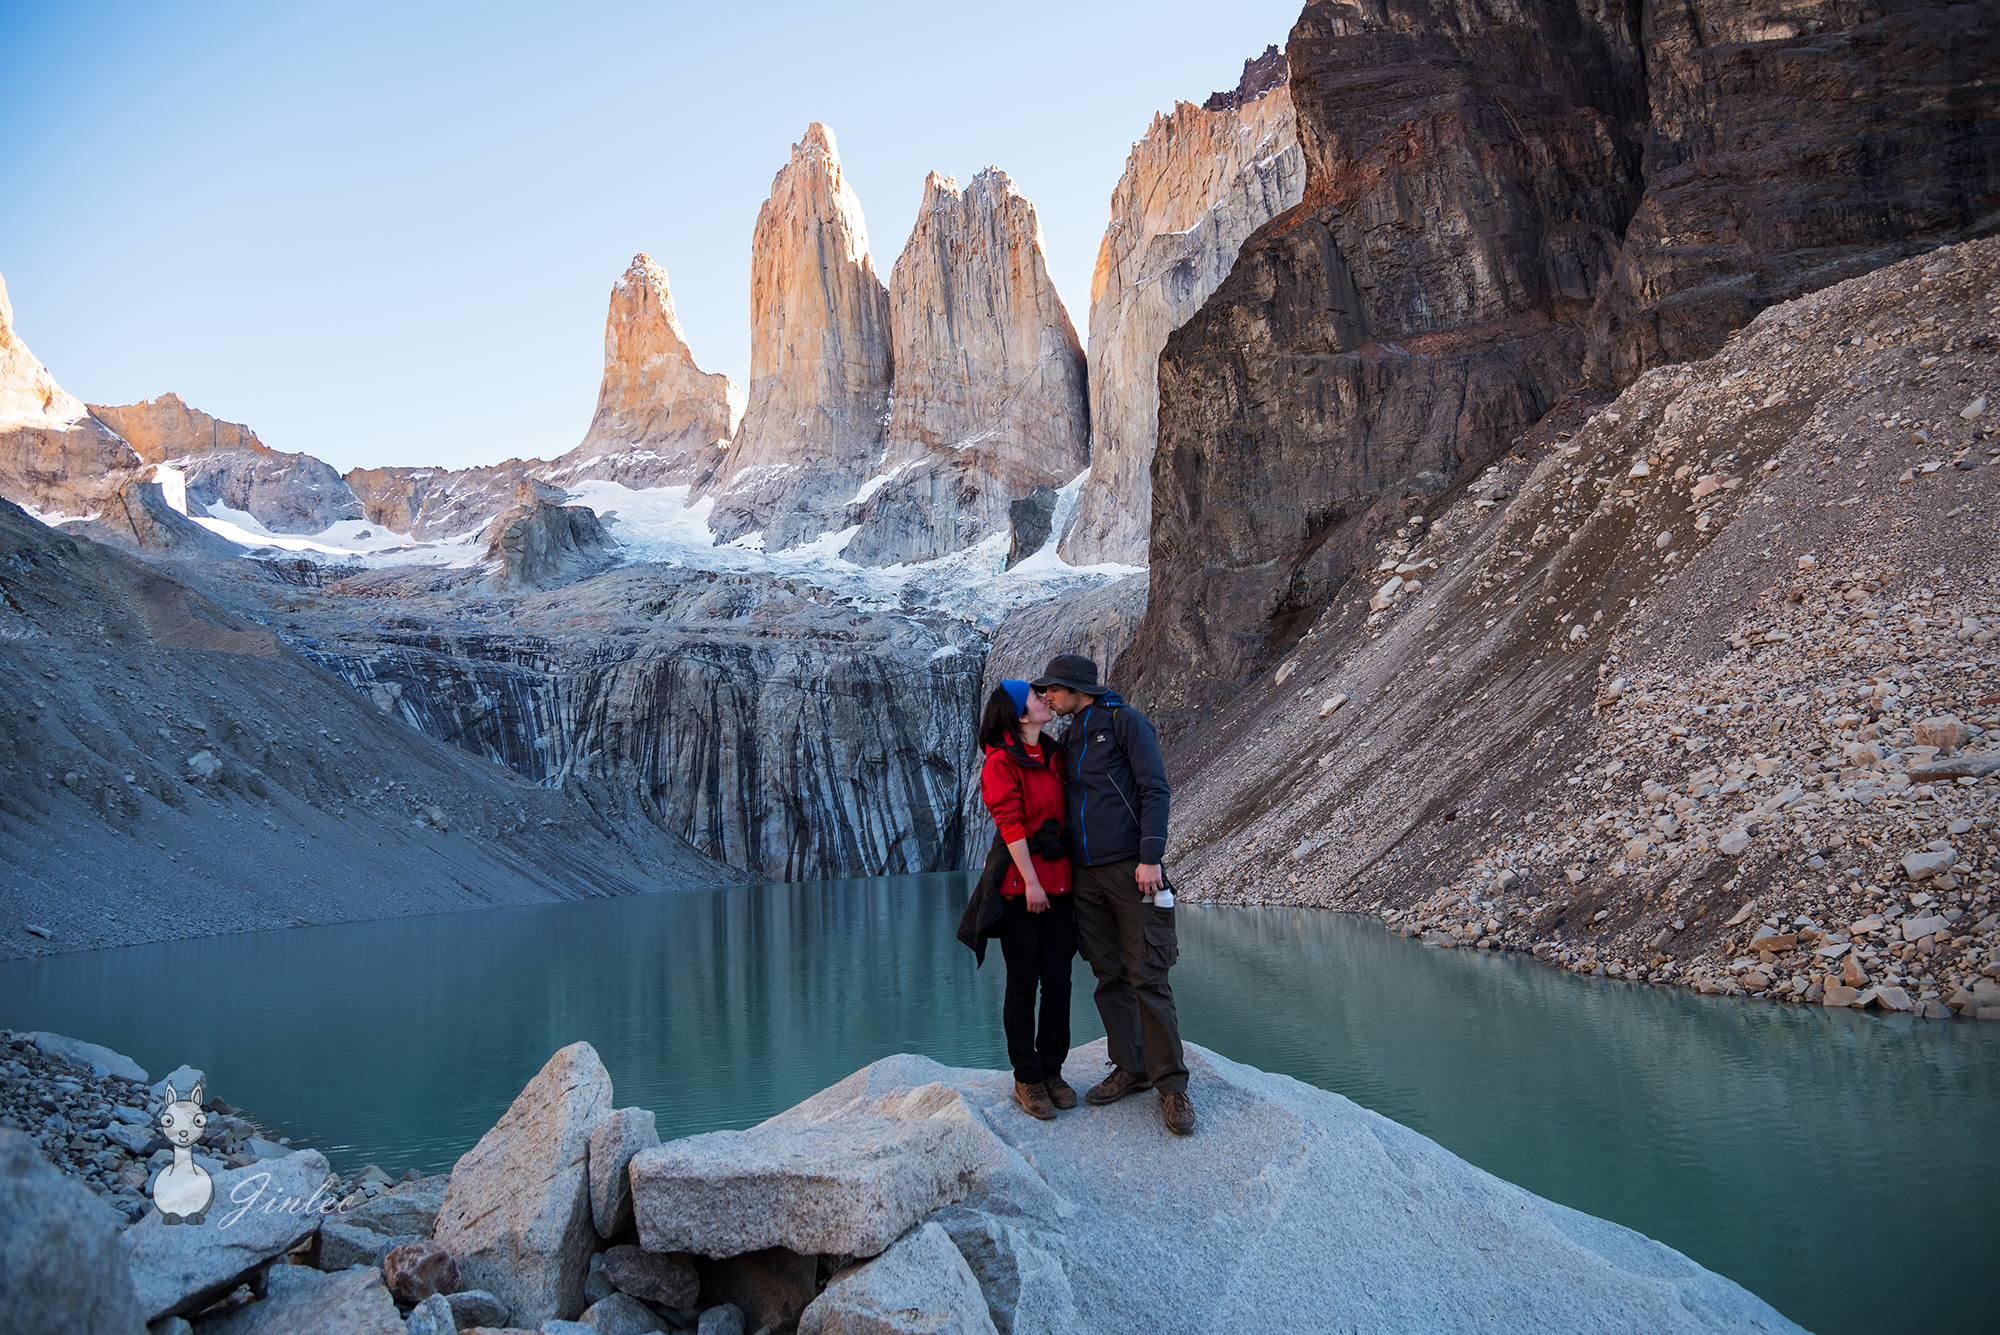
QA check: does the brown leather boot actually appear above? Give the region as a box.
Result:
[1044,1075,1078,1110]
[1085,1065,1152,1106]
[1013,1079,1057,1120]
[1161,1089,1196,1137]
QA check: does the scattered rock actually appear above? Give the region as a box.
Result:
[597,1245,698,1309]
[23,1032,147,1083]
[1900,848,1957,881]
[384,1238,461,1305]
[578,1291,668,1334]
[696,1304,746,1335]
[432,1042,613,1326]
[406,1293,459,1335]
[197,1264,404,1335]
[316,1219,415,1271]
[798,1222,998,1335]
[588,1107,658,1239]
[446,1289,513,1328]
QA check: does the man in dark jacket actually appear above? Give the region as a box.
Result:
[1031,653,1193,1136]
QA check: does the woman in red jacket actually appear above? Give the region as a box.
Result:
[979,678,1076,1121]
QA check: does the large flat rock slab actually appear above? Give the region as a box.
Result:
[630,1083,981,1259]
[200,1263,405,1335]
[433,1041,612,1326]
[121,1149,334,1322]
[798,1043,1806,1335]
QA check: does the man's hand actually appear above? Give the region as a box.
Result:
[1135,862,1164,894]
[1025,883,1050,913]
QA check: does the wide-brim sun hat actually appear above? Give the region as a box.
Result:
[1030,653,1109,695]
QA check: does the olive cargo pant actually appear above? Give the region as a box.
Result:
[1072,858,1188,1095]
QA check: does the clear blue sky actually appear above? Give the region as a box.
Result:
[0,1,1302,473]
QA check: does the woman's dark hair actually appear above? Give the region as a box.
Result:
[979,685,1024,750]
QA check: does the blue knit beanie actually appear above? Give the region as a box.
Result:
[1000,679,1031,718]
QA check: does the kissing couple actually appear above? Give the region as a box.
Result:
[957,653,1195,1136]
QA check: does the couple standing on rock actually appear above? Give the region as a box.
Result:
[959,653,1194,1136]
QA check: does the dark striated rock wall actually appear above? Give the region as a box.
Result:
[1128,0,1999,722]
[1131,0,1647,717]
[300,567,988,883]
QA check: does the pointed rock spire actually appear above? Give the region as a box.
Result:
[708,123,893,549]
[552,253,741,491]
[1060,68,1303,567]
[843,168,1089,566]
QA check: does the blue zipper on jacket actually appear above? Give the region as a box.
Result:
[1074,704,1093,865]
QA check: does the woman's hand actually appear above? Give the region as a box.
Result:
[1025,882,1050,914]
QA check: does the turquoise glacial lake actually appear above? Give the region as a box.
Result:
[4,872,1995,1335]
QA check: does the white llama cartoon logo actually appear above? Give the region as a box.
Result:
[154,1077,215,1225]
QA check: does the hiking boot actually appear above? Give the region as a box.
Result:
[1013,1080,1057,1121]
[1044,1075,1078,1110]
[1161,1089,1196,1137]
[1085,1066,1152,1106]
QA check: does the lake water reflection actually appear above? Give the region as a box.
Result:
[4,873,1993,1335]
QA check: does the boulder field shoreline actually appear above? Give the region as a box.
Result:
[1,1028,1810,1335]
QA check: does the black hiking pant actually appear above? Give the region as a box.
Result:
[997,891,1074,1085]
[1073,858,1188,1094]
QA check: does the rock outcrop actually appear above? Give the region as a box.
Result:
[90,393,365,534]
[842,170,1089,567]
[0,270,141,518]
[709,124,894,550]
[553,253,742,493]
[1128,0,1998,714]
[477,482,621,591]
[63,477,245,559]
[343,460,537,541]
[1057,52,1305,568]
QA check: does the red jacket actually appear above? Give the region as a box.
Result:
[980,739,1070,896]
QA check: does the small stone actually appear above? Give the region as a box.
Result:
[384,1239,460,1305]
[1718,830,1751,857]
[1960,394,1987,419]
[406,1294,457,1335]
[597,1245,698,1309]
[579,1292,668,1334]
[1901,915,1950,942]
[445,1290,512,1329]
[1912,715,1971,754]
[1317,694,1348,718]
[316,1221,416,1272]
[1821,984,1861,1007]
[23,1032,148,1083]
[1724,900,1759,927]
[697,1304,746,1335]
[1901,849,1956,881]
[23,923,52,940]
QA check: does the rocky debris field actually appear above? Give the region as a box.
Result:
[1164,239,2000,1022]
[4,1032,1807,1335]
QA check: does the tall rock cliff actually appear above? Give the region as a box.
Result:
[843,169,1090,566]
[1584,0,2000,385]
[90,392,364,534]
[708,124,894,550]
[1128,0,1997,719]
[0,271,141,518]
[549,253,742,492]
[1058,50,1305,568]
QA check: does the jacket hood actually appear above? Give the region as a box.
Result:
[985,732,1059,770]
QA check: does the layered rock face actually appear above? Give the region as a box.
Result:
[843,170,1089,567]
[344,460,537,540]
[90,393,364,534]
[552,253,741,493]
[300,564,985,882]
[1058,52,1305,568]
[709,124,894,550]
[0,271,141,518]
[1128,0,1997,715]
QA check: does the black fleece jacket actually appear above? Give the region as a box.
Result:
[1059,692,1170,866]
